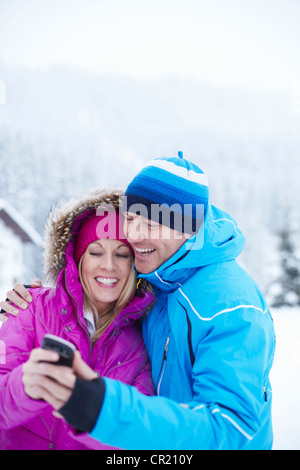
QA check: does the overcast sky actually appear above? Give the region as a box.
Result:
[0,0,299,90]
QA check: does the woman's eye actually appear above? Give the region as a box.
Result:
[116,253,129,259]
[89,252,102,257]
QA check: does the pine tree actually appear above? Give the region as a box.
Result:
[268,224,300,308]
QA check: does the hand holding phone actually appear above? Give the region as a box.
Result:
[41,334,76,367]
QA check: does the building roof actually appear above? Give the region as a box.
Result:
[0,199,43,246]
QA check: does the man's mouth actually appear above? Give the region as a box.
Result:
[135,247,156,257]
[95,277,119,287]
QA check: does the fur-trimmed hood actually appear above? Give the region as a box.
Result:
[43,188,124,285]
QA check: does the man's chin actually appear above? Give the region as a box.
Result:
[135,260,156,275]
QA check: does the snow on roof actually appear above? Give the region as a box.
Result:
[0,199,43,246]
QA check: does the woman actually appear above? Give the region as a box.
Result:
[0,189,155,450]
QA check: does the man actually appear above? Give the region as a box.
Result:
[0,153,276,449]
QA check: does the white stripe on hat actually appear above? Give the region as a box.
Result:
[145,159,209,187]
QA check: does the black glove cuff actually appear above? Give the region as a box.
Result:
[58,377,106,433]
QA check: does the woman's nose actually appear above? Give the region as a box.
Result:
[100,253,115,271]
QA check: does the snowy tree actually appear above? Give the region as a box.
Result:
[268,221,300,308]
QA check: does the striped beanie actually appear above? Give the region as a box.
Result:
[122,152,209,234]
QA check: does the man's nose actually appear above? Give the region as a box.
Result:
[126,219,148,242]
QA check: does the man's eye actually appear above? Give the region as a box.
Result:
[148,221,159,229]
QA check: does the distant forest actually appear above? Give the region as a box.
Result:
[0,63,299,306]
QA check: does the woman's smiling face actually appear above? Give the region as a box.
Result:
[80,238,133,314]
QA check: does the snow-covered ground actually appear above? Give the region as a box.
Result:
[270,308,300,450]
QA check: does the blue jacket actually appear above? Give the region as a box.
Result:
[89,203,276,450]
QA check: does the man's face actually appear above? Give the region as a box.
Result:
[124,212,190,274]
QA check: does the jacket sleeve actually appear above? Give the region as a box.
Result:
[0,308,49,429]
[87,306,275,450]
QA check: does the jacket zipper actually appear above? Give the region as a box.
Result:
[95,299,157,374]
[64,273,155,367]
[157,336,169,396]
[64,271,93,363]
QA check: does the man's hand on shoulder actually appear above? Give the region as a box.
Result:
[0,279,43,317]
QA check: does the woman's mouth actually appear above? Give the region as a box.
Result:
[95,277,119,288]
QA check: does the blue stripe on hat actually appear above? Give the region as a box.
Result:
[123,153,209,232]
[129,174,209,207]
[122,193,204,234]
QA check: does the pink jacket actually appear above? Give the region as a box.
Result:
[0,270,155,450]
[0,190,156,450]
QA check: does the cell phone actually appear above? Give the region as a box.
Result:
[41,334,76,367]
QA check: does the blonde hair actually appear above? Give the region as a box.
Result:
[78,256,137,344]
